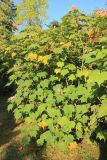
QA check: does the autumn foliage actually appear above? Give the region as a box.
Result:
[1,6,107,151]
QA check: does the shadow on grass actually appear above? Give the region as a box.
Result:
[0,141,47,160]
[2,143,38,160]
[91,122,107,160]
[0,95,46,160]
[99,141,107,160]
[0,96,20,146]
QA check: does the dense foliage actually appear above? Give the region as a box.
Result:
[3,6,107,151]
[0,0,16,91]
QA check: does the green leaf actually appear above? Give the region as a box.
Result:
[97,100,107,118]
[76,122,82,131]
[37,104,46,115]
[63,105,75,117]
[37,72,47,78]
[57,116,70,127]
[88,70,107,84]
[23,104,34,113]
[76,131,83,139]
[40,79,49,88]
[7,104,14,111]
[38,131,52,145]
[22,136,30,145]
[65,64,76,70]
[57,61,64,68]
[29,94,36,101]
[96,130,107,141]
[47,107,61,118]
[68,74,75,81]
[14,109,22,120]
[61,69,69,76]
[53,47,63,54]
[49,75,58,82]
[15,97,23,105]
[62,121,75,132]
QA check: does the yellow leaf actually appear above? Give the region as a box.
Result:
[38,121,47,129]
[43,59,48,64]
[33,64,39,69]
[28,52,38,61]
[83,69,91,77]
[87,29,94,36]
[68,142,77,150]
[12,52,16,58]
[37,56,44,62]
[60,42,65,45]
[54,68,61,74]
[60,42,72,48]
[43,55,51,65]
[37,55,51,64]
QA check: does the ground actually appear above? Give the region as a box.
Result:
[0,95,107,160]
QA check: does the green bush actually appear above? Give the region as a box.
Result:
[7,9,107,151]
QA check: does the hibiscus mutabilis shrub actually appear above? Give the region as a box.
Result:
[8,8,107,151]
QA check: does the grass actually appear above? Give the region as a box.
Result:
[0,95,107,160]
[0,96,37,160]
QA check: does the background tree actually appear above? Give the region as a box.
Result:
[49,20,60,28]
[0,0,16,92]
[0,0,16,52]
[15,0,48,27]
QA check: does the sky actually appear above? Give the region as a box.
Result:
[13,0,107,25]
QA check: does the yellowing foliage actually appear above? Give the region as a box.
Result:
[88,37,99,43]
[60,42,72,48]
[37,56,44,62]
[38,121,47,129]
[7,6,107,152]
[28,52,38,61]
[70,6,78,11]
[83,69,91,77]
[40,55,52,65]
[33,64,40,69]
[96,10,107,17]
[28,53,51,65]
[68,142,77,150]
[87,29,94,36]
[54,68,61,74]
